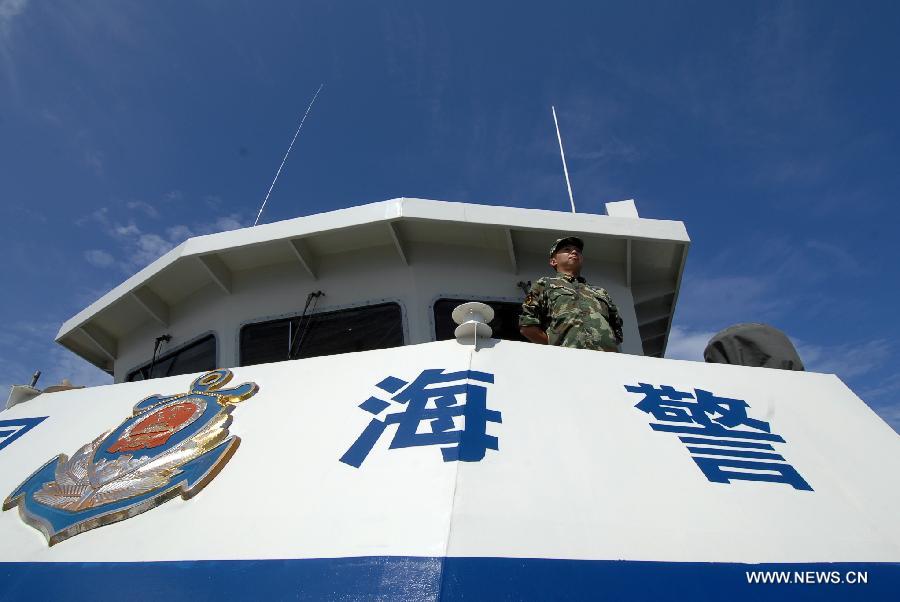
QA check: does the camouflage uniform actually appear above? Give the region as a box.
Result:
[519,273,624,352]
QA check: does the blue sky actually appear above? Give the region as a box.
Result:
[1,1,898,432]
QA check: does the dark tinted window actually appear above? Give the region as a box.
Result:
[127,335,216,382]
[240,302,404,366]
[433,299,527,342]
[240,319,290,367]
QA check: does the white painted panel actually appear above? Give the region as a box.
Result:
[451,342,900,563]
[1,343,467,562]
[1,341,896,565]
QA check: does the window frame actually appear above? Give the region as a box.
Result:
[125,331,219,383]
[237,298,408,367]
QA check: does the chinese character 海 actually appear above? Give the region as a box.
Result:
[340,369,501,468]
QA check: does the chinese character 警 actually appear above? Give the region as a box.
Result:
[625,383,812,491]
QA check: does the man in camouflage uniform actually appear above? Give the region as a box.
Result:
[519,236,624,352]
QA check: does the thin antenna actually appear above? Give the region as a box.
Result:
[551,105,576,213]
[254,83,325,226]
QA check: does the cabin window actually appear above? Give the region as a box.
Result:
[126,335,217,382]
[432,298,527,342]
[240,302,404,366]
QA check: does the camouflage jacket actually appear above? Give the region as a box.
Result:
[518,273,624,351]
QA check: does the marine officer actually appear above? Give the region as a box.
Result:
[519,236,624,351]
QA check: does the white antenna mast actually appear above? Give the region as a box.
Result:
[551,105,576,213]
[254,83,325,226]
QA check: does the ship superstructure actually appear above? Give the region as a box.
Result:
[55,197,688,383]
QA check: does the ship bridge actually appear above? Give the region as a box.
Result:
[55,198,689,382]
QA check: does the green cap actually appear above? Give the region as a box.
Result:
[549,236,584,258]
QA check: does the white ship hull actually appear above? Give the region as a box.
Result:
[1,340,897,599]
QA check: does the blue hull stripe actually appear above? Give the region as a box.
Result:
[1,558,897,601]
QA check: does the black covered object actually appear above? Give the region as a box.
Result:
[703,323,804,371]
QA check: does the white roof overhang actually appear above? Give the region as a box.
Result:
[57,198,690,369]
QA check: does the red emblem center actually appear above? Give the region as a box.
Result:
[107,402,198,453]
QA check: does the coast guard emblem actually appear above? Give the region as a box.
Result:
[3,369,258,545]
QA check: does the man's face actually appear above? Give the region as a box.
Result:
[550,244,583,273]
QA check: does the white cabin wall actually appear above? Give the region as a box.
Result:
[113,241,646,382]
[407,243,526,306]
[115,282,227,382]
[115,246,416,382]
